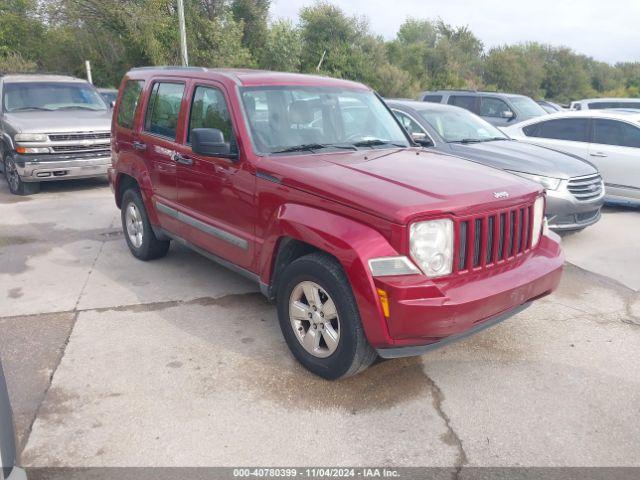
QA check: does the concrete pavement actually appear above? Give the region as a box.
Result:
[1,178,639,469]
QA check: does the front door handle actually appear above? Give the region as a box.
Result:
[172,152,193,165]
[133,141,147,151]
[590,152,607,157]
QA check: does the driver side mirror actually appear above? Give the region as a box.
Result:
[191,128,238,160]
[500,110,515,120]
[411,132,434,147]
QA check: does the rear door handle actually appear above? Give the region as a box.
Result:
[590,152,607,157]
[133,141,147,151]
[172,153,193,165]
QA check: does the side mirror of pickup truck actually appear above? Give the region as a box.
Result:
[191,128,238,160]
[411,132,434,147]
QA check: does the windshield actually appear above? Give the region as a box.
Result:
[508,96,547,117]
[239,86,409,154]
[418,107,508,143]
[3,82,108,112]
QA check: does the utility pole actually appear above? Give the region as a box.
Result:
[85,60,93,84]
[177,0,189,66]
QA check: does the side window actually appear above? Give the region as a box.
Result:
[188,86,236,151]
[144,82,185,140]
[116,80,144,129]
[523,118,589,142]
[593,119,640,148]
[479,97,512,118]
[422,95,443,103]
[393,110,425,135]
[448,95,477,113]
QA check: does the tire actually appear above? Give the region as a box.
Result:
[4,155,40,195]
[121,188,170,261]
[277,252,377,380]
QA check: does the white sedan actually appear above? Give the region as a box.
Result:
[501,110,640,206]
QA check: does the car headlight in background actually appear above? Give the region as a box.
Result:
[506,170,562,191]
[15,146,51,154]
[410,219,453,277]
[532,196,545,247]
[14,133,48,142]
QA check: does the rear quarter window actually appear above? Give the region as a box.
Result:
[117,80,144,129]
[422,95,443,103]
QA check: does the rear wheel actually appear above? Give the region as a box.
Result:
[4,155,40,195]
[121,188,170,260]
[277,252,377,380]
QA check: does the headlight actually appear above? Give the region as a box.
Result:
[506,171,562,191]
[14,133,48,142]
[532,197,545,247]
[409,219,453,277]
[368,256,421,277]
[15,146,51,154]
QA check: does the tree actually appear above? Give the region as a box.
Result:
[260,19,302,72]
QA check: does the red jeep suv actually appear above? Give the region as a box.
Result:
[109,67,563,379]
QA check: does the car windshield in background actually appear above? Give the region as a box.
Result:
[508,96,547,117]
[3,82,108,112]
[418,107,508,143]
[240,86,409,154]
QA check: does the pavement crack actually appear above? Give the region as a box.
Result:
[423,371,468,479]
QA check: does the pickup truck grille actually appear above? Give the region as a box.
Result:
[48,132,110,142]
[50,143,110,153]
[454,201,535,273]
[567,174,603,201]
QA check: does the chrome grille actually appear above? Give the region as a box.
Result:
[51,143,110,153]
[567,174,603,201]
[455,201,535,273]
[48,132,110,142]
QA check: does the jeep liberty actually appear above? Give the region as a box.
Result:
[109,67,564,379]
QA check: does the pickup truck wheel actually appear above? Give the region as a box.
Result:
[4,155,40,195]
[277,252,377,380]
[121,188,170,260]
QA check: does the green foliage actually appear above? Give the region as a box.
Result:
[0,0,637,102]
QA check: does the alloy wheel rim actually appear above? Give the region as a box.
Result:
[289,281,340,358]
[125,202,144,248]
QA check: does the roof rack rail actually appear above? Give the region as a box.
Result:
[130,66,208,72]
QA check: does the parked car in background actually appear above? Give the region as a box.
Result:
[0,74,112,195]
[0,359,26,480]
[570,98,640,111]
[388,100,604,231]
[98,88,118,107]
[501,110,640,206]
[418,90,548,126]
[109,67,563,379]
[537,100,565,113]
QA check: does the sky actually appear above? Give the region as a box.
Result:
[270,0,640,64]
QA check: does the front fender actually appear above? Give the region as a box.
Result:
[259,203,399,347]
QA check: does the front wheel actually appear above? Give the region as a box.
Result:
[121,188,170,260]
[277,252,377,380]
[4,155,40,195]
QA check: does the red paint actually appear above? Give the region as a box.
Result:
[110,68,563,350]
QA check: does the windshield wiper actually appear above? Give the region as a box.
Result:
[483,137,509,142]
[10,106,54,112]
[450,138,483,144]
[351,139,406,148]
[272,143,357,153]
[54,105,102,111]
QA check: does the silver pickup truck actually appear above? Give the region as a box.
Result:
[0,74,112,195]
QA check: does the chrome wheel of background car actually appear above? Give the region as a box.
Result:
[289,281,340,358]
[125,202,144,248]
[5,158,20,192]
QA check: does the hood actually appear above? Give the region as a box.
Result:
[261,148,541,224]
[4,109,112,133]
[448,140,597,179]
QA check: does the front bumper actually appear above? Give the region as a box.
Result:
[373,233,563,356]
[545,186,604,231]
[13,153,110,182]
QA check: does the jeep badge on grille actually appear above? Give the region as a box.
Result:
[493,191,509,199]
